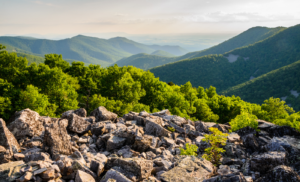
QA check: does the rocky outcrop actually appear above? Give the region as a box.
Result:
[2,106,300,182]
[0,119,20,164]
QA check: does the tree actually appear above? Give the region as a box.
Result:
[17,85,57,116]
[44,54,70,71]
[261,97,294,122]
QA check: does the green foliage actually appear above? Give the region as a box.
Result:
[229,111,259,132]
[167,126,175,132]
[17,85,57,116]
[180,143,198,156]
[202,127,229,166]
[273,112,300,131]
[222,60,300,112]
[261,97,294,122]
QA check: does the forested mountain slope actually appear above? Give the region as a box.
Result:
[115,26,286,69]
[0,35,187,67]
[151,50,175,57]
[221,60,300,111]
[150,24,300,92]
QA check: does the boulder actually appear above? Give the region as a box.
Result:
[203,172,247,182]
[132,136,152,153]
[90,106,118,122]
[145,119,169,137]
[8,109,44,140]
[75,170,95,182]
[152,109,171,117]
[0,161,25,182]
[160,156,216,182]
[62,108,87,119]
[250,151,286,173]
[0,119,20,163]
[106,136,126,151]
[68,114,91,134]
[24,152,51,163]
[44,119,74,156]
[90,153,108,176]
[105,158,153,181]
[256,165,300,182]
[100,168,131,182]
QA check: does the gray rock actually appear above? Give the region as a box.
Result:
[203,172,247,182]
[75,170,95,182]
[90,106,118,122]
[100,169,131,182]
[250,151,286,173]
[90,153,107,176]
[152,109,171,117]
[24,152,51,163]
[0,119,20,164]
[106,136,126,151]
[105,158,153,181]
[62,108,87,119]
[160,156,216,182]
[44,119,74,156]
[68,114,91,134]
[132,136,152,152]
[256,165,300,182]
[145,118,169,137]
[8,109,44,140]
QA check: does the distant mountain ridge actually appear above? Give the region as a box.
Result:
[150,24,300,92]
[0,35,188,66]
[114,26,286,69]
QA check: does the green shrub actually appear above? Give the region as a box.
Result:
[202,127,228,166]
[167,126,175,132]
[180,143,198,156]
[229,111,259,132]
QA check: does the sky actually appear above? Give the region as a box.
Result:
[1,0,300,50]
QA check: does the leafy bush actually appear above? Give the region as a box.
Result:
[167,126,175,132]
[229,111,259,132]
[202,127,228,166]
[180,143,198,156]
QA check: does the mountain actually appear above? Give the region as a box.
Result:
[151,50,175,57]
[221,60,300,111]
[150,24,300,92]
[114,26,286,69]
[0,35,187,67]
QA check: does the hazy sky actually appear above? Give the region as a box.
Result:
[1,0,300,36]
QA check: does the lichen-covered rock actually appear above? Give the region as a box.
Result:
[62,108,87,118]
[68,114,91,134]
[250,151,286,173]
[194,121,216,133]
[90,106,118,122]
[256,165,300,182]
[105,158,153,181]
[100,169,131,182]
[160,156,216,182]
[75,170,95,182]
[145,118,169,137]
[90,153,108,176]
[203,172,247,182]
[0,119,20,164]
[132,136,152,152]
[44,119,73,156]
[106,136,126,151]
[8,109,44,140]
